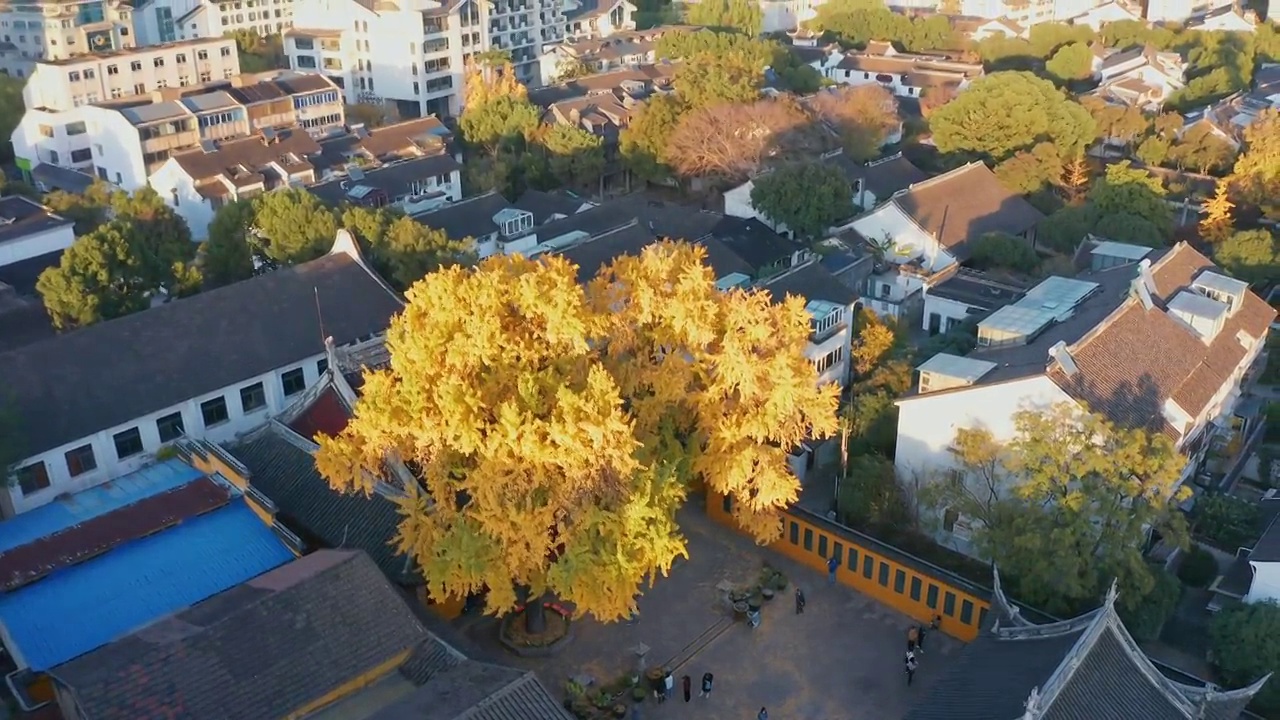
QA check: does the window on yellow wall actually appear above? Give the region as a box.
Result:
[978,606,989,629]
[878,562,890,587]
[894,569,906,594]
[944,591,957,617]
[832,542,843,567]
[961,599,974,625]
[910,576,922,601]
[789,522,799,545]
[803,528,813,551]
[847,546,858,572]
[862,555,874,579]
[926,584,939,609]
[818,535,828,558]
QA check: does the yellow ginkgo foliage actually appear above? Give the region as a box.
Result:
[316,244,838,622]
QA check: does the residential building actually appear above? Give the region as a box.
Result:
[950,16,1028,42]
[895,242,1275,556]
[1183,4,1259,31]
[16,71,342,191]
[537,24,678,87]
[921,267,1032,335]
[842,161,1043,323]
[1145,0,1234,24]
[1090,44,1187,112]
[512,188,595,225]
[810,42,984,100]
[948,0,1113,24]
[132,0,294,46]
[0,459,294,709]
[0,0,134,79]
[287,0,581,117]
[906,570,1268,718]
[150,116,458,238]
[562,0,636,41]
[1183,63,1280,144]
[532,64,676,191]
[0,195,76,288]
[1066,0,1143,29]
[18,37,238,112]
[1210,495,1280,608]
[724,151,929,236]
[0,233,402,517]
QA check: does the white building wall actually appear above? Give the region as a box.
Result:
[149,159,214,238]
[0,223,77,267]
[3,355,328,516]
[133,0,292,45]
[921,293,976,334]
[0,1,135,79]
[1246,563,1280,604]
[83,106,150,188]
[11,107,95,174]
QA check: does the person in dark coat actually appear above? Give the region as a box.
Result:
[758,708,769,720]
[907,625,919,653]
[682,674,691,702]
[917,623,928,653]
[905,652,919,686]
[795,587,806,614]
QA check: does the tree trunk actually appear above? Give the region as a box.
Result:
[524,591,549,635]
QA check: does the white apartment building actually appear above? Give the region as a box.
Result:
[895,242,1276,557]
[19,36,238,112]
[14,69,342,189]
[1145,0,1234,24]
[956,0,1110,23]
[0,231,403,518]
[0,0,134,79]
[132,0,293,46]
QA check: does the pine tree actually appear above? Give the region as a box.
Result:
[1060,155,1092,205]
[1199,180,1235,243]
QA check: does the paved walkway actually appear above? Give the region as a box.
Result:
[458,498,963,719]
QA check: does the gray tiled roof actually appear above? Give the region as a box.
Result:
[513,189,592,225]
[559,221,656,284]
[53,550,429,720]
[0,195,74,246]
[226,423,417,582]
[907,571,1268,720]
[762,259,860,307]
[414,191,516,240]
[367,655,572,720]
[308,154,462,208]
[0,245,403,457]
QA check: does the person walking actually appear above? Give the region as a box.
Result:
[700,672,714,699]
[905,652,919,686]
[917,623,928,654]
[662,672,674,703]
[682,674,691,703]
[827,555,839,585]
[795,587,806,614]
[758,708,769,720]
[930,615,941,631]
[907,624,919,653]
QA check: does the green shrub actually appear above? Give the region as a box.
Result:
[1118,565,1181,642]
[1210,602,1280,714]
[1176,545,1219,588]
[1192,494,1261,551]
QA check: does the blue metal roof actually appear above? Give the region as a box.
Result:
[0,500,293,671]
[0,460,204,554]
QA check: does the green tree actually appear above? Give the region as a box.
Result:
[540,124,606,190]
[1136,136,1172,167]
[1168,124,1237,175]
[1045,42,1093,83]
[43,180,116,235]
[750,164,853,240]
[919,403,1191,616]
[968,232,1041,274]
[995,142,1064,195]
[251,189,338,265]
[38,220,170,329]
[837,454,909,531]
[460,94,541,151]
[686,0,762,35]
[619,94,687,183]
[927,72,1095,161]
[1214,229,1279,286]
[226,30,286,73]
[674,51,761,107]
[378,215,472,289]
[202,199,257,288]
[1230,109,1280,218]
[1117,566,1180,642]
[1088,161,1173,238]
[1209,602,1280,713]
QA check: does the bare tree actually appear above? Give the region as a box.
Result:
[808,85,901,162]
[919,85,957,120]
[665,98,810,184]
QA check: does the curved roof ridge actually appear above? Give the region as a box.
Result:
[1027,585,1116,710]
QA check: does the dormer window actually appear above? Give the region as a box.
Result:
[806,300,844,338]
[492,208,533,238]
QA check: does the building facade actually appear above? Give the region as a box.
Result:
[132,0,294,46]
[0,0,134,79]
[285,0,575,118]
[0,232,403,518]
[14,69,342,189]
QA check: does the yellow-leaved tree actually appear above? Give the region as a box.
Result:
[316,243,838,624]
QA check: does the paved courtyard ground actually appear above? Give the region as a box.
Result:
[458,498,964,719]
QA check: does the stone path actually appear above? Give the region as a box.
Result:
[459,499,964,719]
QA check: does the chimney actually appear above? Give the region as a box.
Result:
[1137,257,1157,294]
[1048,341,1079,377]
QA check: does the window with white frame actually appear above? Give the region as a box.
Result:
[813,346,844,374]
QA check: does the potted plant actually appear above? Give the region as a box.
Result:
[612,704,628,717]
[631,686,647,703]
[761,585,775,600]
